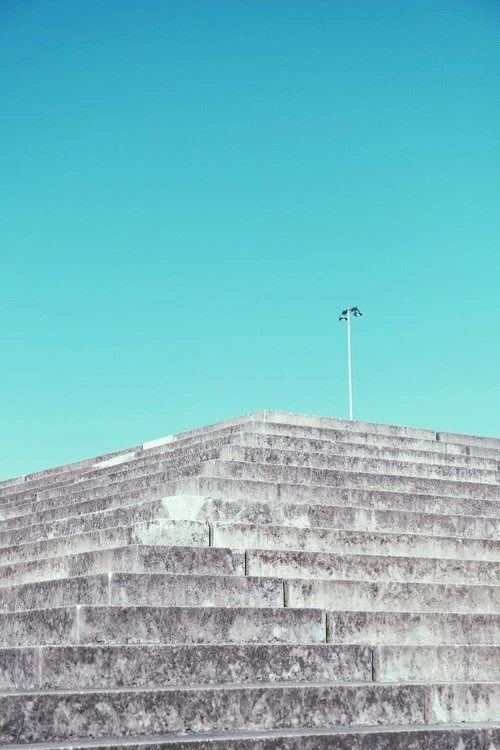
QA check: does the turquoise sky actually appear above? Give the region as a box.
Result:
[1,0,499,478]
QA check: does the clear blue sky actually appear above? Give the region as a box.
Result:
[1,0,499,478]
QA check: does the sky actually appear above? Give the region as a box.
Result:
[1,0,499,479]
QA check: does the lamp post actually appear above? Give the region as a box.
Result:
[339,306,363,420]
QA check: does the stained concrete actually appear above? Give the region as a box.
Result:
[0,410,499,748]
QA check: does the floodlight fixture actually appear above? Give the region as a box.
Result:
[339,306,363,420]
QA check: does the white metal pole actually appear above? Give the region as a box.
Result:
[347,309,353,420]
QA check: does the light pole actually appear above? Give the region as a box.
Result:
[339,306,363,420]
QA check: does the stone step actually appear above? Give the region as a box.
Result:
[220,445,500,484]
[0,643,371,690]
[0,573,285,612]
[202,460,500,499]
[286,578,500,614]
[327,610,500,645]
[3,571,499,616]
[2,411,497,499]
[0,605,326,647]
[3,681,500,744]
[0,520,209,566]
[257,414,499,452]
[180,496,500,540]
[212,522,500,561]
[0,546,246,587]
[0,479,181,523]
[231,432,498,469]
[2,417,497,509]
[5,471,500,537]
[3,643,499,691]
[4,494,500,552]
[0,446,219,508]
[0,425,249,501]
[0,496,210,549]
[247,548,500,586]
[5,725,498,750]
[173,475,500,518]
[375,645,500,682]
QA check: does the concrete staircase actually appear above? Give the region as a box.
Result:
[1,410,500,748]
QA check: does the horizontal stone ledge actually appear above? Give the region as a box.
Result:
[44,723,500,750]
[219,445,500,483]
[327,610,500,645]
[3,681,500,744]
[0,573,286,613]
[375,645,500,682]
[0,520,210,566]
[212,522,500,562]
[286,577,500,615]
[0,682,429,743]
[0,545,245,588]
[247,548,500,586]
[0,643,371,690]
[0,605,326,647]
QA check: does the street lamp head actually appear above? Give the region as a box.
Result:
[353,308,363,317]
[339,315,348,322]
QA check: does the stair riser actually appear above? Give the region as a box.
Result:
[2,682,500,743]
[375,645,500,682]
[221,446,500,483]
[0,520,208,566]
[0,606,326,647]
[248,549,500,586]
[0,546,245,587]
[1,449,218,509]
[233,434,497,469]
[286,578,500,615]
[204,461,500,499]
[49,727,499,750]
[0,574,284,613]
[0,644,370,690]
[0,684,428,742]
[213,524,500,562]
[4,496,500,551]
[328,611,500,645]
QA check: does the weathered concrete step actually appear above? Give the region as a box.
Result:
[0,446,219,508]
[5,572,500,616]
[168,495,500,540]
[213,522,500,561]
[0,464,204,522]
[7,469,500,534]
[0,422,257,502]
[0,492,175,532]
[202,460,500,499]
[0,573,284,613]
[286,578,500,614]
[3,681,500,743]
[220,445,500,484]
[327,610,500,645]
[258,413,499,452]
[0,546,246,588]
[0,605,326,647]
[248,548,500,586]
[173,475,500,519]
[2,643,498,691]
[0,479,181,523]
[4,494,500,552]
[0,643,371,690]
[3,725,500,750]
[0,496,213,548]
[231,432,498,469]
[375,645,500,682]
[0,520,209,566]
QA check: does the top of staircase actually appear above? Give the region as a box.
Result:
[1,409,499,489]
